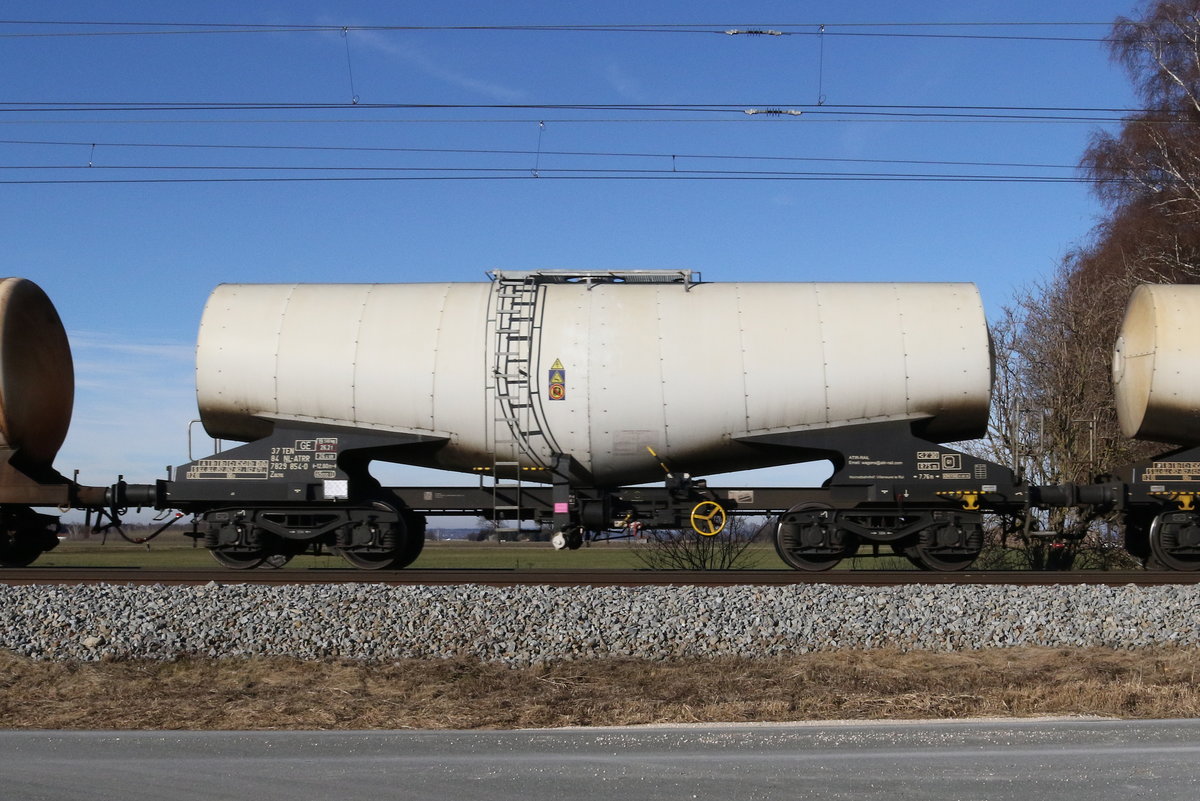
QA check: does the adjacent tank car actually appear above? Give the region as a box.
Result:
[1099,284,1200,570]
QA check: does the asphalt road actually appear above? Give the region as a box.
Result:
[2,719,1198,800]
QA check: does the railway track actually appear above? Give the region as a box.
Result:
[0,568,1194,586]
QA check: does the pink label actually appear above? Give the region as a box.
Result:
[554,502,569,513]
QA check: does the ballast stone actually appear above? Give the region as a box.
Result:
[0,583,1198,664]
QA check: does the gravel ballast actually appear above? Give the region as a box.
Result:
[1,582,1195,664]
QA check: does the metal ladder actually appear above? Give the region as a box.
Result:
[488,274,548,537]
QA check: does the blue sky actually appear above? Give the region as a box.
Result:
[0,1,1144,495]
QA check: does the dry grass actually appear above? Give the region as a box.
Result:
[3,647,1200,729]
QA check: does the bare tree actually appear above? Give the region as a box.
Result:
[1085,2,1200,228]
[1080,0,1200,285]
[632,516,759,571]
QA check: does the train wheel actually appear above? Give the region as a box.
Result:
[0,507,61,567]
[338,549,401,570]
[210,549,268,569]
[1149,512,1200,571]
[0,542,44,567]
[774,503,856,572]
[907,518,982,572]
[395,512,426,568]
[905,546,976,572]
[335,507,423,570]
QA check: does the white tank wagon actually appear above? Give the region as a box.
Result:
[1113,283,1200,445]
[0,278,157,566]
[1102,283,1200,570]
[194,271,993,486]
[0,277,76,565]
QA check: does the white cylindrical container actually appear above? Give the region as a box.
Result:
[1113,283,1200,444]
[196,277,992,485]
[0,277,74,467]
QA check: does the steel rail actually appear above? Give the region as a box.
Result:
[0,568,1193,586]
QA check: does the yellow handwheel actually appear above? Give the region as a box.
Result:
[690,501,727,537]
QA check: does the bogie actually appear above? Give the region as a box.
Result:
[774,504,856,571]
[197,500,426,571]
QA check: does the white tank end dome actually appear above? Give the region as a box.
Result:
[1113,283,1200,444]
[0,277,74,467]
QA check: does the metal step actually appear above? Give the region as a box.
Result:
[495,431,542,441]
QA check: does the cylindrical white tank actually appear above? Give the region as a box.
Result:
[196,276,992,485]
[1113,283,1200,444]
[0,277,74,467]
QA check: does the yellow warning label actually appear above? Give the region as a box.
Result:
[549,358,566,401]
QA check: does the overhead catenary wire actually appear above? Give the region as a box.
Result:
[0,165,1092,178]
[0,116,1155,127]
[0,166,1127,184]
[0,101,1162,114]
[0,136,1083,170]
[0,19,1123,44]
[0,102,1178,126]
